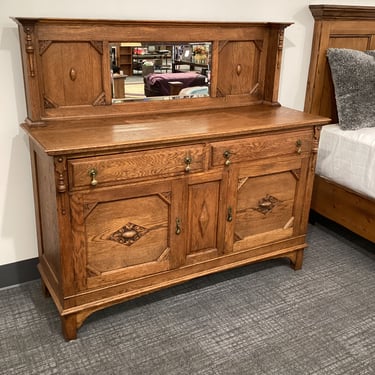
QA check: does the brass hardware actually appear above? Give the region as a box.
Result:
[227,207,233,222]
[184,156,192,172]
[175,218,182,235]
[296,139,302,154]
[223,150,231,166]
[88,168,98,186]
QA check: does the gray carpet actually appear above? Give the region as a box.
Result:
[0,222,374,375]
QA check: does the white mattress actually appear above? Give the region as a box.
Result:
[316,124,375,199]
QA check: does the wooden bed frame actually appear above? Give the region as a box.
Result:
[304,4,375,243]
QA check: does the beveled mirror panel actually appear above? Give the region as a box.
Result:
[109,42,212,102]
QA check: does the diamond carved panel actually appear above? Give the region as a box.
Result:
[254,194,281,215]
[109,222,148,246]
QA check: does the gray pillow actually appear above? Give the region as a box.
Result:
[327,48,375,130]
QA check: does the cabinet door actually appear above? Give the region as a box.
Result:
[226,157,310,252]
[184,171,228,265]
[69,179,184,291]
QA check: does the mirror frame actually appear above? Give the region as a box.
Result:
[14,17,290,123]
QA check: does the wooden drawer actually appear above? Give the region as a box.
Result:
[68,145,205,189]
[210,130,313,167]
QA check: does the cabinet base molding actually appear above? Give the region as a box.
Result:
[42,242,306,340]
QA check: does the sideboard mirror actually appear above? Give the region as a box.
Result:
[110,42,212,102]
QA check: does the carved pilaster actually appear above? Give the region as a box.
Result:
[54,157,68,216]
[23,25,36,77]
[276,28,285,69]
[55,157,67,193]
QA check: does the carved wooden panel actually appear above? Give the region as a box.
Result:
[40,41,104,108]
[185,179,222,264]
[86,195,168,269]
[70,181,178,290]
[217,41,263,98]
[233,168,300,251]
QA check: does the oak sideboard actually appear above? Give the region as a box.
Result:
[13,17,330,340]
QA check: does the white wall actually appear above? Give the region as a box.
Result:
[0,0,374,266]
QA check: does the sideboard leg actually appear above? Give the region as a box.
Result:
[41,279,51,298]
[61,315,78,341]
[291,249,304,270]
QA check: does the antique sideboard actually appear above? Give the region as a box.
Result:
[13,17,330,340]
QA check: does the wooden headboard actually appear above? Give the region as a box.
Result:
[304,4,375,122]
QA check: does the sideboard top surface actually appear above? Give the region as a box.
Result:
[23,105,330,155]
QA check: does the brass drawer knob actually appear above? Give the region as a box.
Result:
[88,168,98,186]
[184,156,192,172]
[223,150,231,166]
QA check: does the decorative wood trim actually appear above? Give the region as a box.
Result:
[44,96,58,109]
[218,40,229,53]
[255,194,281,215]
[250,82,260,96]
[39,40,53,55]
[254,40,263,51]
[92,92,106,106]
[291,169,301,181]
[109,222,149,246]
[158,192,171,205]
[90,40,103,54]
[83,203,98,219]
[309,5,375,20]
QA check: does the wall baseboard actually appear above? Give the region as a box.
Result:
[0,258,40,289]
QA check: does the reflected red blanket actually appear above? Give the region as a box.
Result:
[144,72,206,96]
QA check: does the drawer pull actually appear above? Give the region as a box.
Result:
[175,218,182,235]
[88,168,98,186]
[296,139,302,154]
[184,156,192,172]
[223,150,231,166]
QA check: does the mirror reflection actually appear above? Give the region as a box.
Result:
[110,42,211,103]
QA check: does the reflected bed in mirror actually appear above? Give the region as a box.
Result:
[110,42,211,103]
